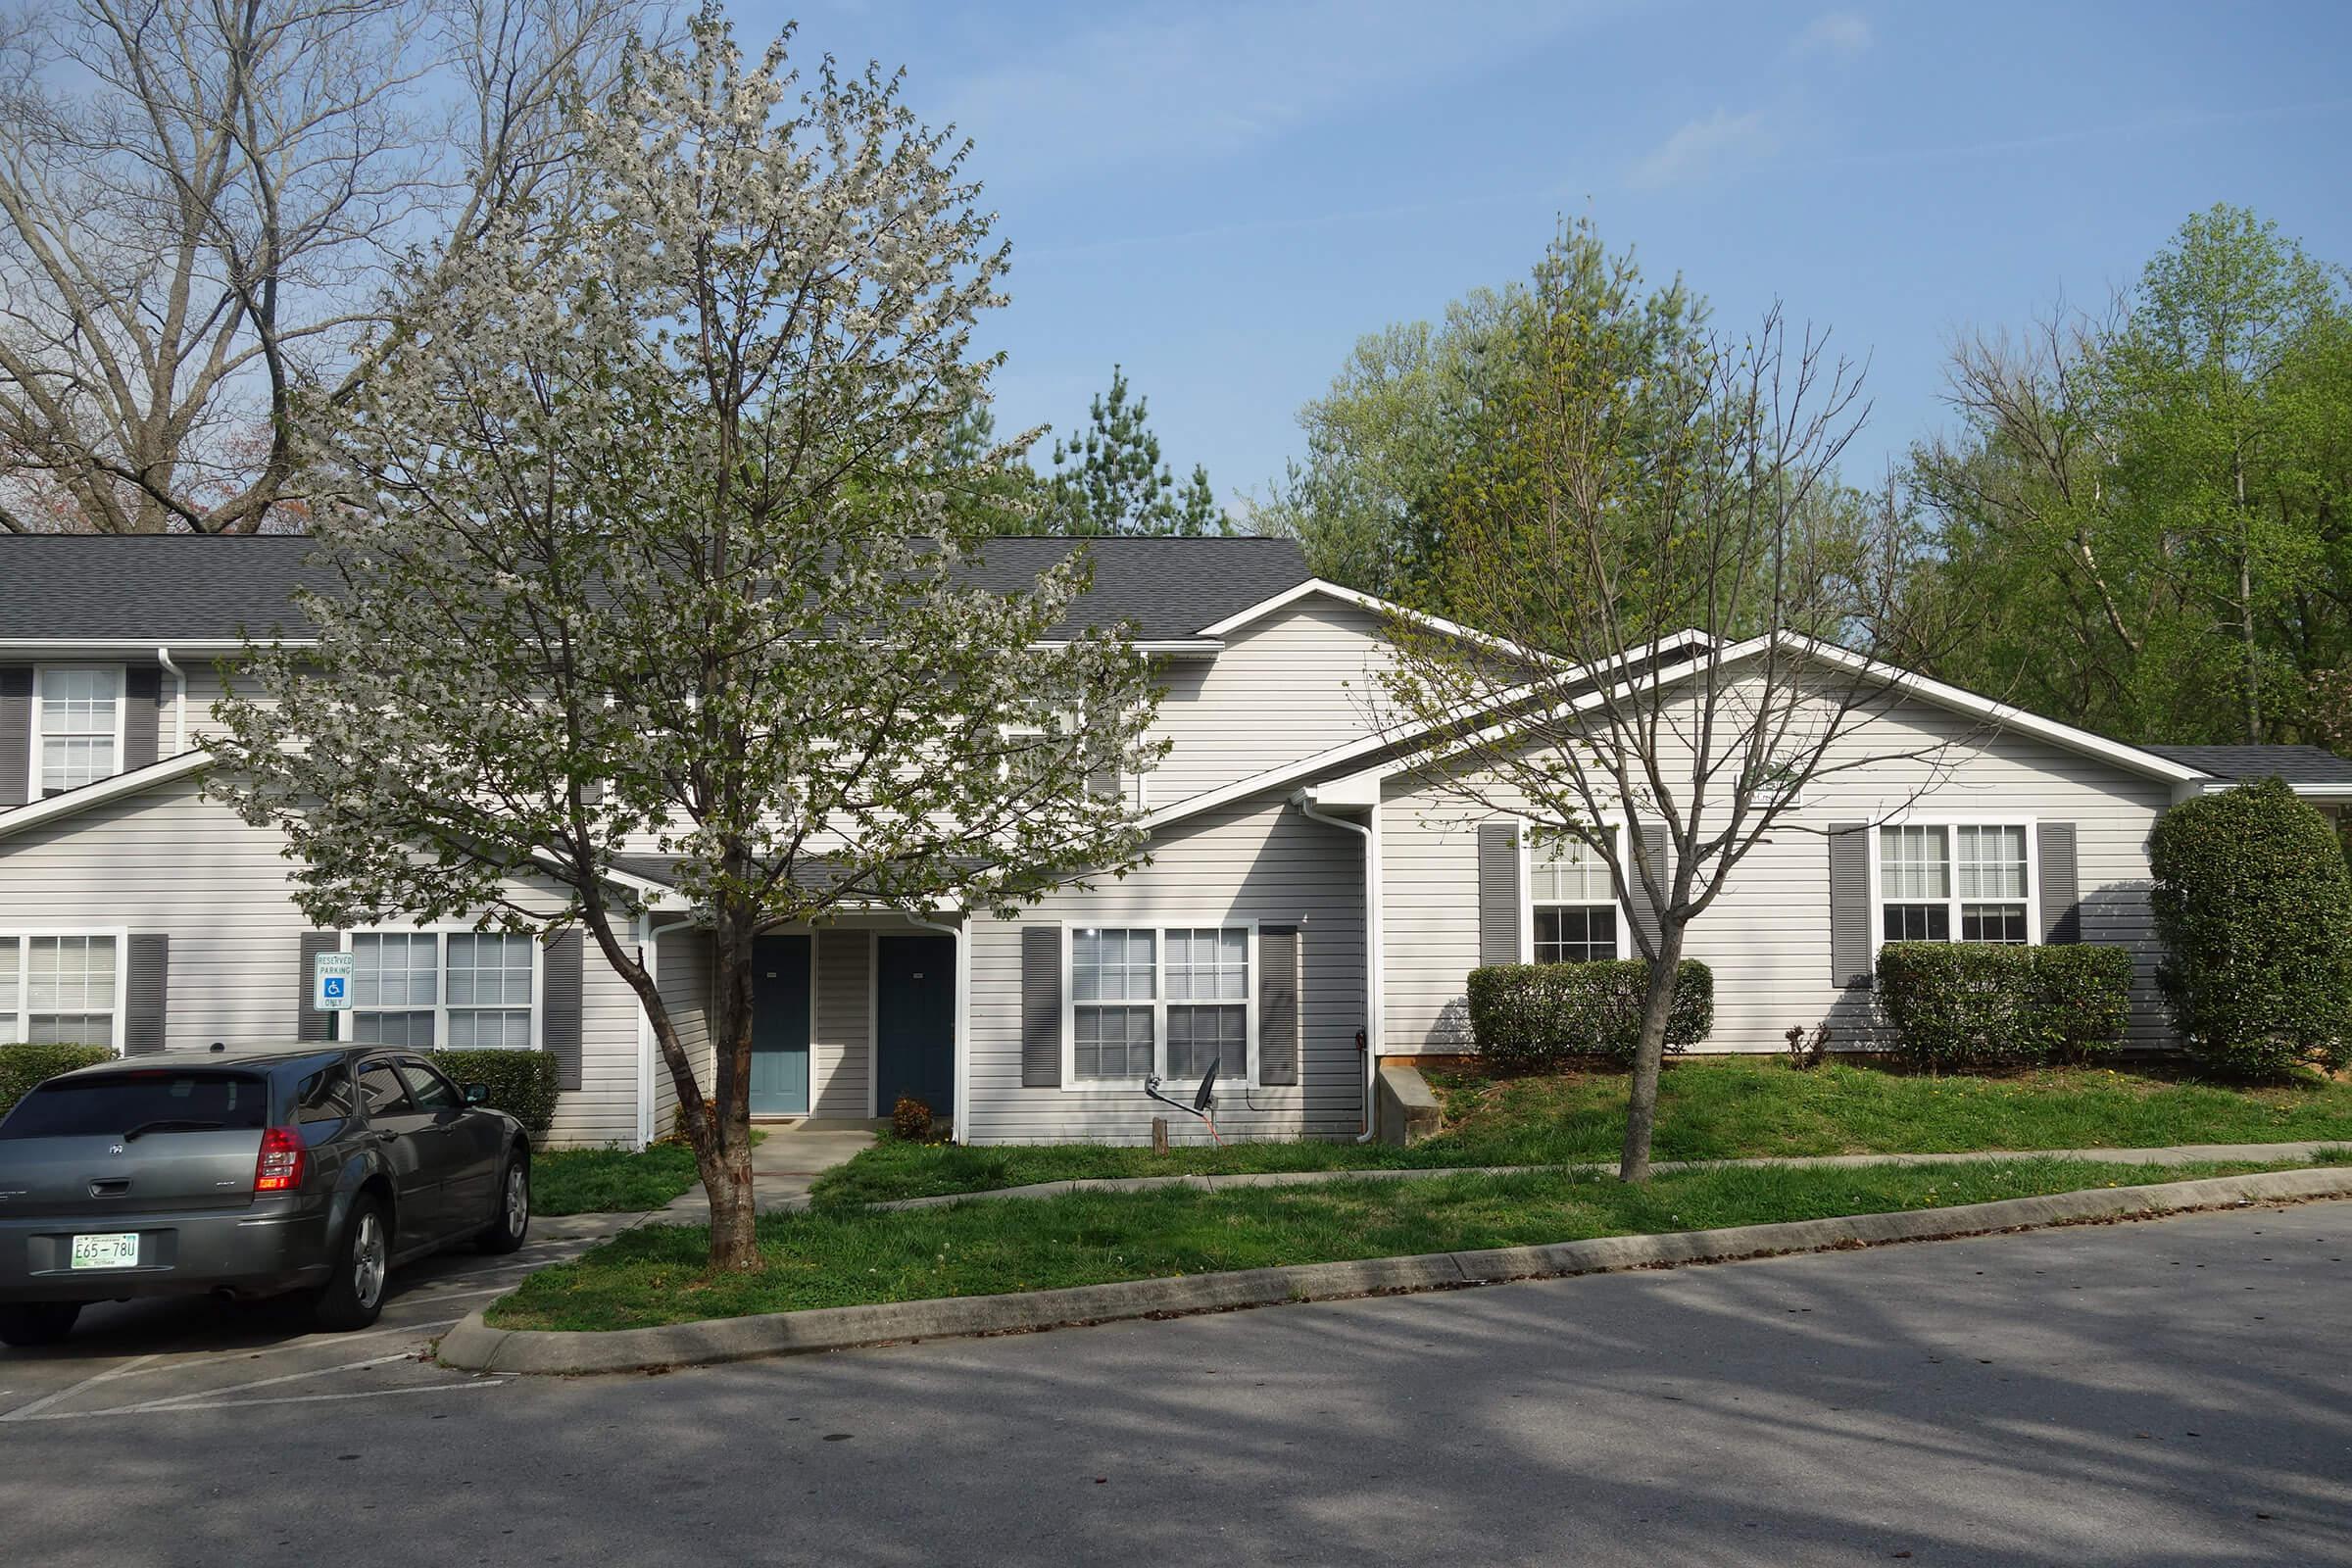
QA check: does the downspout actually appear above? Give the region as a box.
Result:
[637,910,698,1150]
[905,912,969,1145]
[1294,790,1382,1143]
[154,646,186,756]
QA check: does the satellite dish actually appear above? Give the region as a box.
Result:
[1194,1057,1220,1111]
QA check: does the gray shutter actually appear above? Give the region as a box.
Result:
[1627,820,1669,960]
[297,929,341,1042]
[1021,923,1062,1088]
[2037,822,2081,944]
[542,930,583,1091]
[0,665,28,805]
[124,933,169,1054]
[1258,925,1299,1086]
[122,663,162,771]
[1829,823,1872,988]
[1477,820,1523,965]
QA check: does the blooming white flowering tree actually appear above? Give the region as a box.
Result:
[209,14,1160,1270]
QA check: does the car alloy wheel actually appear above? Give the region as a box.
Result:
[503,1164,529,1236]
[351,1209,387,1310]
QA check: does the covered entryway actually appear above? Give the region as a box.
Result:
[874,932,955,1119]
[750,933,811,1115]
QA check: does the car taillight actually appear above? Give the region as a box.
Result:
[254,1125,306,1193]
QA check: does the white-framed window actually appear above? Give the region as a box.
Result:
[1874,822,2034,948]
[1527,827,1629,963]
[346,929,540,1051]
[0,931,126,1050]
[31,664,124,797]
[1064,922,1255,1088]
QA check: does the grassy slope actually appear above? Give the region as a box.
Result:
[532,1130,768,1216]
[809,1060,2352,1206]
[489,1155,2313,1330]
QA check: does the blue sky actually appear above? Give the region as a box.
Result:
[741,0,2352,514]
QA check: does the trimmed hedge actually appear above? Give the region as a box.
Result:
[0,1042,118,1121]
[436,1049,561,1136]
[1876,942,2132,1069]
[1466,959,1714,1070]
[2150,775,2352,1078]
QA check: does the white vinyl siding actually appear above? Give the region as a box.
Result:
[0,770,640,1145]
[33,664,123,796]
[1380,684,2175,1055]
[967,796,1366,1145]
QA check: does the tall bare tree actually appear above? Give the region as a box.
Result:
[0,0,661,533]
[1379,222,1955,1181]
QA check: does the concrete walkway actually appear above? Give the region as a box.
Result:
[657,1126,875,1223]
[851,1138,2352,1212]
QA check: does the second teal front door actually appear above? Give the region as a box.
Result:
[750,934,811,1115]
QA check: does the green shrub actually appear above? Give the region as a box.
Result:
[436,1049,561,1135]
[1875,943,2133,1069]
[2150,776,2352,1077]
[0,1042,119,1121]
[1466,959,1713,1070]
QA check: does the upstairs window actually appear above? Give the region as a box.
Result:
[35,665,122,796]
[1531,833,1621,963]
[1878,824,2033,947]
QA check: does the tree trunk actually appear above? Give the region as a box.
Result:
[1619,920,1687,1183]
[698,899,764,1272]
[2237,452,2262,744]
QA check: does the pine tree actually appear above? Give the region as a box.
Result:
[1036,366,1231,535]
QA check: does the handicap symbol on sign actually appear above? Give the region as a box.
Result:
[322,977,346,1000]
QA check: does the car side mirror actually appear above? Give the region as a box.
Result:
[464,1083,489,1106]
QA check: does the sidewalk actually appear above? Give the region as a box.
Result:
[655,1127,875,1224]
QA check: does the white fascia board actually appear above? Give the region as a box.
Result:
[0,638,308,657]
[0,750,215,842]
[1191,578,1527,659]
[1299,772,1381,809]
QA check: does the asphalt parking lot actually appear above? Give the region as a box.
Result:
[0,1214,634,1424]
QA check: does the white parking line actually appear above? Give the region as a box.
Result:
[3,1353,162,1422]
[8,1379,507,1421]
[121,1351,416,1411]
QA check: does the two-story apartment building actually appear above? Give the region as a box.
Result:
[5,533,2349,1149]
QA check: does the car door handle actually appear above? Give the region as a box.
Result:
[372,1129,400,1143]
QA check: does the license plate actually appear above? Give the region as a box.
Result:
[70,1232,140,1270]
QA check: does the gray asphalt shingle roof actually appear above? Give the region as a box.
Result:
[2144,744,2352,784]
[0,533,1312,643]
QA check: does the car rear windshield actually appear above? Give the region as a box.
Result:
[0,1071,272,1139]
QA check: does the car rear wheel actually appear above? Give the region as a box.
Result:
[313,1196,390,1331]
[0,1301,81,1348]
[478,1154,530,1253]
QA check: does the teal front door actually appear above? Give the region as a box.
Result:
[750,934,811,1115]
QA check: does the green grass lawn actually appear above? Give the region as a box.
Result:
[532,1130,768,1216]
[808,1058,2352,1206]
[487,1154,2319,1331]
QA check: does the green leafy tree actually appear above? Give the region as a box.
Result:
[208,16,1160,1272]
[1026,366,1228,535]
[1909,206,2352,745]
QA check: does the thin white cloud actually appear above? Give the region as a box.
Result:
[1626,108,1778,189]
[942,1,1616,184]
[1790,10,1873,60]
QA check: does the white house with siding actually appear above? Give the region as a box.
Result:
[4,534,2350,1149]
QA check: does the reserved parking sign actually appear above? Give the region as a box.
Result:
[314,952,354,1011]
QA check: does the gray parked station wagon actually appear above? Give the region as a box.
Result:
[0,1045,532,1347]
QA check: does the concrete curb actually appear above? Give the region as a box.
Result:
[437,1164,2352,1376]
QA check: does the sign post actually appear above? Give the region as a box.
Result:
[313,952,354,1039]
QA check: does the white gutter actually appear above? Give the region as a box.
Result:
[154,646,187,755]
[904,912,970,1146]
[635,910,700,1149]
[1294,788,1382,1143]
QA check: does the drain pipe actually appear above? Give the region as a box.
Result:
[905,913,969,1145]
[155,646,187,756]
[1293,790,1382,1144]
[636,911,699,1149]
